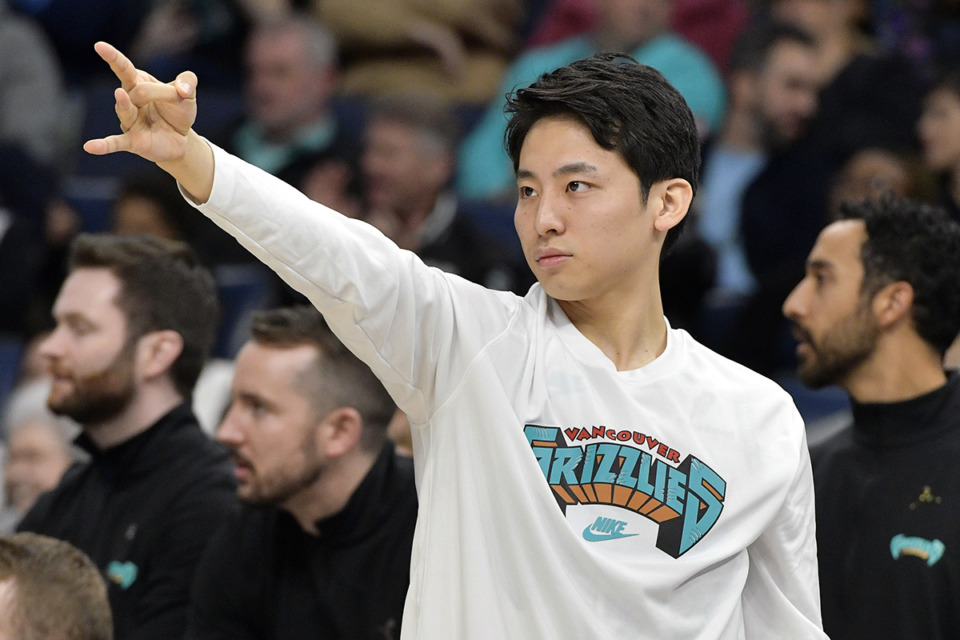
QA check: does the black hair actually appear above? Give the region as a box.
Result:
[837,194,960,355]
[504,52,700,254]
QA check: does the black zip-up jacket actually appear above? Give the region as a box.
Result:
[18,403,237,640]
[187,442,418,640]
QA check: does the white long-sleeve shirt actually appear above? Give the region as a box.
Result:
[191,144,826,639]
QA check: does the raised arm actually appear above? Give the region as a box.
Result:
[82,41,214,202]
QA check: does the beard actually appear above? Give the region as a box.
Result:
[794,302,880,389]
[47,340,137,426]
[235,434,325,507]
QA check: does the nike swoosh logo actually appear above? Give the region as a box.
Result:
[582,525,640,542]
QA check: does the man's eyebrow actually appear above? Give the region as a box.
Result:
[806,258,835,273]
[516,162,599,182]
[553,162,598,177]
[55,311,93,326]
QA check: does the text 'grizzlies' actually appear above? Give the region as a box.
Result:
[525,425,726,557]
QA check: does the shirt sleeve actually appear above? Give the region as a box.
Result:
[742,425,828,639]
[189,143,521,425]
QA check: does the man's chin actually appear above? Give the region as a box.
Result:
[237,487,271,506]
[46,384,73,411]
[47,397,78,420]
[797,362,835,390]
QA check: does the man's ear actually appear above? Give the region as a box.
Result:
[137,330,184,380]
[871,280,914,328]
[319,407,363,458]
[652,178,692,233]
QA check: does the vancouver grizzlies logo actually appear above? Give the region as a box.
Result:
[525,425,727,558]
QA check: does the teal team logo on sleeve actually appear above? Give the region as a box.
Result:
[107,560,139,589]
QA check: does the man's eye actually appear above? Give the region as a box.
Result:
[519,186,537,198]
[567,181,585,192]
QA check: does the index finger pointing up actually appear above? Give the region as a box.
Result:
[94,41,139,92]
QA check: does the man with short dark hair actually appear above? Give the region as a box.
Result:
[187,306,415,639]
[0,532,113,640]
[84,44,825,638]
[18,233,236,640]
[783,195,960,639]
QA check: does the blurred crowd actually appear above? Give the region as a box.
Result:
[1,0,959,526]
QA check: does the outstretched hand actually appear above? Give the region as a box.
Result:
[82,41,198,163]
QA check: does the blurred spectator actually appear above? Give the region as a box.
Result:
[310,0,524,104]
[188,306,415,639]
[0,532,112,640]
[361,93,533,293]
[917,69,960,222]
[112,169,252,268]
[17,233,237,640]
[768,0,928,169]
[215,15,360,191]
[695,21,820,357]
[457,0,726,202]
[113,171,205,241]
[0,378,81,533]
[0,0,75,168]
[827,146,931,218]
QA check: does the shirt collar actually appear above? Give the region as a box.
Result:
[851,372,960,448]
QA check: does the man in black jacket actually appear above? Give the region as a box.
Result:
[187,305,417,640]
[18,233,236,640]
[783,195,960,639]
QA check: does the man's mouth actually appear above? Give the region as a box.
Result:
[535,248,570,267]
[231,455,254,481]
[790,326,814,357]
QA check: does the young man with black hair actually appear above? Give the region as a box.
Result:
[83,43,825,638]
[783,195,960,639]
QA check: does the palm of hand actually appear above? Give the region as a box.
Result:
[124,96,196,163]
[120,67,197,163]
